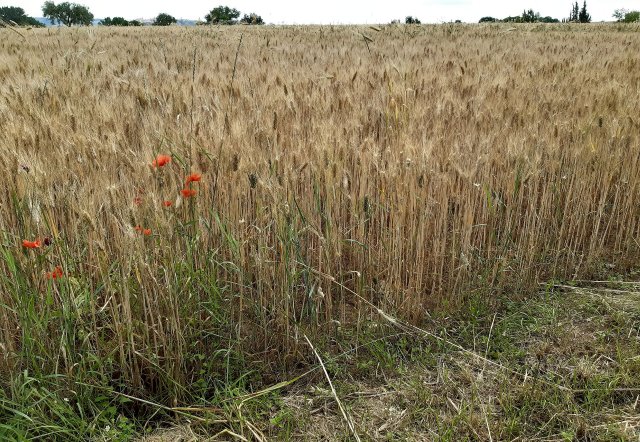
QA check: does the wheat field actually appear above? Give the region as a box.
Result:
[0,23,639,432]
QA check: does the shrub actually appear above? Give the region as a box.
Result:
[153,13,176,26]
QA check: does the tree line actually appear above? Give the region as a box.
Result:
[1,1,639,28]
[481,1,588,23]
[480,1,635,24]
[479,2,636,24]
[0,3,266,27]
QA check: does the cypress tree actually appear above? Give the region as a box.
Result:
[578,1,591,23]
[569,2,580,21]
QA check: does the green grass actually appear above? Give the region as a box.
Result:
[2,280,639,441]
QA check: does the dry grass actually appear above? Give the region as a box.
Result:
[257,283,640,441]
[0,23,639,438]
[138,283,640,440]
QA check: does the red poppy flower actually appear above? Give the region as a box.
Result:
[22,239,41,249]
[152,154,172,168]
[133,196,143,206]
[46,266,64,280]
[185,173,202,184]
[181,188,197,198]
[134,226,152,235]
[162,200,173,207]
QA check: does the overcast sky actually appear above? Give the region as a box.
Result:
[5,0,635,23]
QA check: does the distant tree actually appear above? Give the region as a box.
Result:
[622,10,640,22]
[0,6,44,27]
[479,16,497,22]
[522,9,540,22]
[390,19,401,24]
[42,1,94,26]
[503,10,558,23]
[569,2,580,21]
[503,15,523,23]
[100,16,129,26]
[205,6,240,25]
[111,16,129,26]
[612,8,640,22]
[129,19,143,26]
[454,19,462,23]
[613,9,628,21]
[578,1,591,22]
[405,16,421,24]
[239,13,264,25]
[153,13,176,26]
